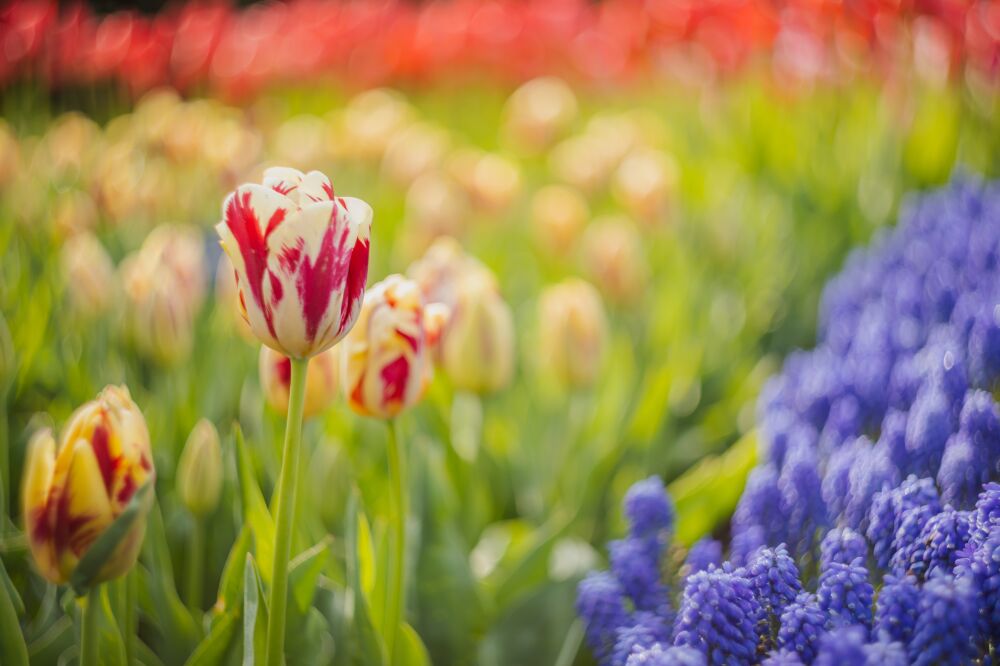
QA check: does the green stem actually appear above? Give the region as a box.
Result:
[185,517,203,613]
[384,419,406,664]
[264,357,308,666]
[0,387,8,537]
[80,586,100,666]
[124,571,136,666]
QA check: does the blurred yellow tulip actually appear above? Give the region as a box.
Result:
[538,279,608,389]
[503,77,578,153]
[581,216,650,305]
[530,184,589,253]
[23,385,155,585]
[61,233,116,318]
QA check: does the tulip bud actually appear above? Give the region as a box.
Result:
[530,185,589,253]
[121,256,195,365]
[581,216,649,305]
[176,419,223,517]
[448,149,522,214]
[382,123,450,187]
[613,147,677,222]
[549,134,619,194]
[503,77,578,153]
[399,171,468,257]
[53,189,99,238]
[341,88,415,161]
[342,275,449,419]
[260,345,339,419]
[23,385,155,585]
[216,167,373,359]
[538,280,607,389]
[138,224,207,316]
[440,272,515,394]
[61,233,115,318]
[407,236,492,310]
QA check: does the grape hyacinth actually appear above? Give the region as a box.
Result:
[776,593,825,663]
[907,575,979,666]
[672,569,761,665]
[578,179,1000,664]
[817,559,874,631]
[820,527,867,569]
[873,575,919,645]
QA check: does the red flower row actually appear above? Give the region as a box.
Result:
[0,0,996,96]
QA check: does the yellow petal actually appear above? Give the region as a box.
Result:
[22,429,59,583]
[57,438,115,578]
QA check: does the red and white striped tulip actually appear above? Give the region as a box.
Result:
[216,167,373,359]
[23,385,155,585]
[341,275,449,419]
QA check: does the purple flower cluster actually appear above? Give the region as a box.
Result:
[577,179,1000,665]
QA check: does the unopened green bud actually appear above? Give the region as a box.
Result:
[176,419,223,517]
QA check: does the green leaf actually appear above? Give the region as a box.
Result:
[217,526,253,615]
[184,611,240,666]
[345,492,386,666]
[395,623,431,666]
[139,502,200,660]
[670,430,757,546]
[0,556,27,666]
[289,538,331,614]
[234,424,276,582]
[242,554,267,666]
[70,481,152,596]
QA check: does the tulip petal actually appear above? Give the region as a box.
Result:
[23,430,58,583]
[298,170,335,204]
[216,185,297,349]
[62,438,115,557]
[262,166,305,203]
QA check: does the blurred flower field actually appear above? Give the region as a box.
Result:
[1,1,999,665]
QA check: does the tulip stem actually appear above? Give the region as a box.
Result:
[265,357,308,666]
[385,418,406,663]
[80,586,100,666]
[185,517,203,613]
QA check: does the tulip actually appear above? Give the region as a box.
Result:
[381,123,450,188]
[613,147,677,222]
[581,216,650,305]
[176,418,222,611]
[61,233,115,318]
[404,171,467,240]
[531,184,589,253]
[121,255,196,365]
[448,149,522,215]
[408,240,514,394]
[176,419,222,518]
[53,189,98,238]
[217,167,372,666]
[439,271,515,394]
[538,279,608,389]
[215,166,372,360]
[340,88,415,162]
[339,274,447,662]
[407,236,493,311]
[342,275,449,419]
[23,385,155,586]
[259,345,339,419]
[502,77,578,153]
